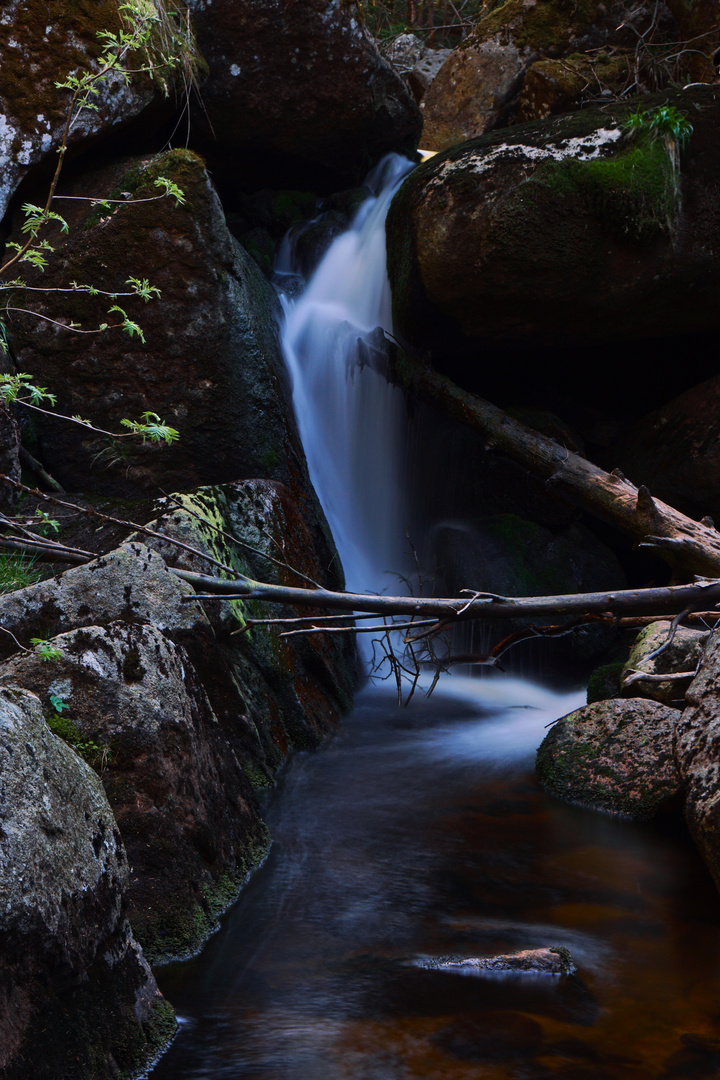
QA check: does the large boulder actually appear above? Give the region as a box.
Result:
[9,149,314,505]
[676,636,720,894]
[418,0,682,149]
[0,0,188,222]
[185,0,422,189]
[0,685,175,1080]
[536,697,683,818]
[387,87,720,398]
[1,622,270,963]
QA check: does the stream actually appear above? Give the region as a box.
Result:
[150,157,720,1079]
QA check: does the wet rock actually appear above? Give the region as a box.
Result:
[418,947,576,975]
[620,620,709,706]
[676,635,720,894]
[185,0,422,189]
[536,698,682,818]
[0,685,174,1079]
[1,622,269,963]
[10,150,313,503]
[387,86,720,392]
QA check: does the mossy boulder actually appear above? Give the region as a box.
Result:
[0,685,174,1079]
[620,620,709,706]
[387,87,720,392]
[9,149,316,511]
[0,621,270,964]
[537,697,683,818]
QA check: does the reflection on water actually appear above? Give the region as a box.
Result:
[150,678,720,1080]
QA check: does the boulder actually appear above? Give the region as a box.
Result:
[0,0,179,221]
[0,542,202,660]
[676,635,720,894]
[184,0,422,189]
[387,87,720,396]
[419,0,687,150]
[9,149,314,505]
[621,620,709,706]
[612,374,720,523]
[0,685,175,1079]
[536,697,682,818]
[1,622,269,963]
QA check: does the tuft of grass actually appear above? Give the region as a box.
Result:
[0,553,43,594]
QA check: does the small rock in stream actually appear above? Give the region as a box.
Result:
[415,947,576,976]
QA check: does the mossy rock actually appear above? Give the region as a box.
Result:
[537,697,682,818]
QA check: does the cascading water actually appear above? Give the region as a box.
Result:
[277,154,415,599]
[148,157,720,1080]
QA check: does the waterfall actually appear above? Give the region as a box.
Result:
[278,155,415,599]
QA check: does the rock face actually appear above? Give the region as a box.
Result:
[621,620,709,706]
[676,636,720,894]
[418,0,697,150]
[0,0,172,221]
[10,149,314,505]
[536,698,682,818]
[0,685,175,1080]
[0,623,270,963]
[387,87,720,385]
[612,375,720,523]
[185,0,422,188]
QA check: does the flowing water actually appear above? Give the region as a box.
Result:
[149,160,720,1079]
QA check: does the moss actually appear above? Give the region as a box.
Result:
[467,0,600,53]
[535,134,678,238]
[586,661,625,704]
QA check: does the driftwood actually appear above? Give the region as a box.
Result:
[392,357,720,581]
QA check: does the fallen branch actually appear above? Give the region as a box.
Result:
[392,357,720,580]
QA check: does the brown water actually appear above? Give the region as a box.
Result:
[150,677,720,1080]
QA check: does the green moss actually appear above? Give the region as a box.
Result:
[46,710,110,768]
[586,661,625,704]
[468,0,599,53]
[535,135,677,238]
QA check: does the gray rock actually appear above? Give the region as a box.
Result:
[0,686,174,1079]
[676,634,720,894]
[621,620,709,705]
[0,542,203,661]
[409,48,452,103]
[1,622,269,963]
[537,698,682,818]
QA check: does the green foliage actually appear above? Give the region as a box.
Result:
[0,553,43,594]
[623,104,693,147]
[45,700,108,768]
[30,637,63,662]
[120,411,180,444]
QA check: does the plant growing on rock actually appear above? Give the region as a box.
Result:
[0,0,198,463]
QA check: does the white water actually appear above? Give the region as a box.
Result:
[279,154,415,597]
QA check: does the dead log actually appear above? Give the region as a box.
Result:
[392,356,720,581]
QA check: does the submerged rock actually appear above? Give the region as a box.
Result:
[536,698,682,818]
[0,686,174,1079]
[417,947,576,975]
